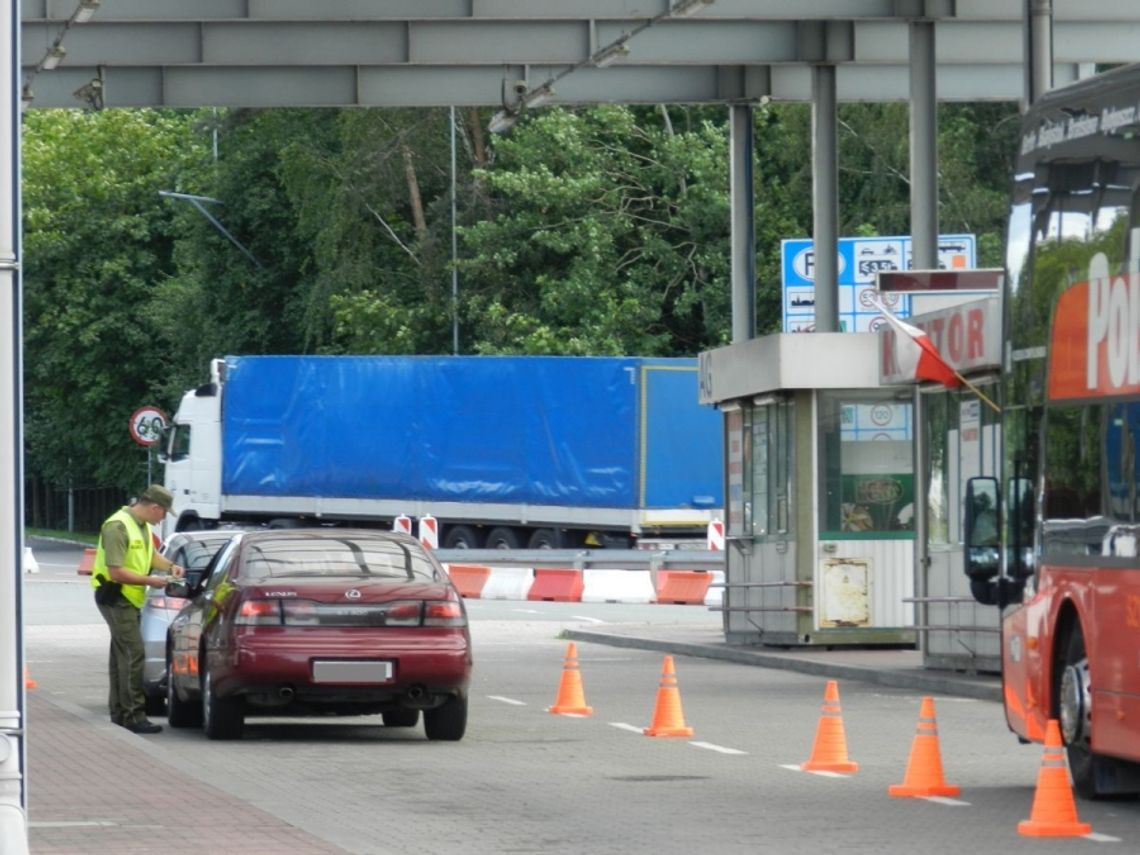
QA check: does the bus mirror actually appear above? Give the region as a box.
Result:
[1007,476,1035,579]
[964,477,1000,582]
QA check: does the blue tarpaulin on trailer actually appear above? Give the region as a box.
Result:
[221,355,722,510]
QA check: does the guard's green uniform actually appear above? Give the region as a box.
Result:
[91,508,156,726]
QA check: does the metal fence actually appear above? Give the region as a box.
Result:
[24,479,125,533]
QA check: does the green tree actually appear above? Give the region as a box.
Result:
[453,105,734,355]
[22,108,210,491]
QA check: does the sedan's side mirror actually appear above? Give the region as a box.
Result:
[164,578,191,599]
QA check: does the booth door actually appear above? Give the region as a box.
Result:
[921,387,1002,671]
[816,391,916,631]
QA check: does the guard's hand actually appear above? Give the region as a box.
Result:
[170,564,186,578]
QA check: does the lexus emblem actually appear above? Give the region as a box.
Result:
[345,589,362,600]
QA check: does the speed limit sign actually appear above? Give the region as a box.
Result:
[129,406,168,447]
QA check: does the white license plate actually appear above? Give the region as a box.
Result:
[311,660,393,683]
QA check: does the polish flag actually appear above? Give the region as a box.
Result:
[871,295,960,387]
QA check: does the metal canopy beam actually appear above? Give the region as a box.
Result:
[16,5,1140,110]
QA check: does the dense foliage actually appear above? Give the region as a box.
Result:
[20,100,1020,498]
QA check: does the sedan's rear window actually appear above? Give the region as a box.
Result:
[239,537,438,581]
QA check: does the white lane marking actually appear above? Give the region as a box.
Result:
[921,796,970,806]
[609,722,644,734]
[1084,833,1122,843]
[571,615,606,624]
[487,695,526,706]
[510,608,541,614]
[689,741,746,755]
[872,694,977,704]
[779,764,849,778]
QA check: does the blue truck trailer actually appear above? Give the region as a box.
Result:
[161,355,724,549]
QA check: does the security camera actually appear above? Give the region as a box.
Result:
[512,80,529,95]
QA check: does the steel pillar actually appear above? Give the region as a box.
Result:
[811,64,839,333]
[909,20,938,271]
[729,104,756,343]
[1025,0,1053,107]
[0,0,30,849]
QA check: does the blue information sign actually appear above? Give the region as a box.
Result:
[780,234,976,333]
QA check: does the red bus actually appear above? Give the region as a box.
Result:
[964,63,1140,799]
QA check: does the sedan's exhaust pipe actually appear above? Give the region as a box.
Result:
[278,685,295,700]
[404,684,430,707]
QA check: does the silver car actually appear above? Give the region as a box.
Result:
[141,529,245,714]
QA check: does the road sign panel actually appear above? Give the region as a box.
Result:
[780,234,976,332]
[129,406,168,447]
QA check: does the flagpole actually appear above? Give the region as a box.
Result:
[952,370,1001,414]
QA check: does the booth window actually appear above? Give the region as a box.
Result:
[818,392,914,538]
[750,398,793,538]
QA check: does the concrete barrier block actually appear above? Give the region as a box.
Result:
[704,570,725,607]
[581,568,656,604]
[482,566,535,600]
[444,563,492,598]
[527,568,584,602]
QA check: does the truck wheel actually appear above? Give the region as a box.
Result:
[485,527,520,549]
[442,525,480,549]
[527,528,560,549]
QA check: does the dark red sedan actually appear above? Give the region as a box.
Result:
[165,529,472,741]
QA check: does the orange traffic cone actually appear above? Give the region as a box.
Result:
[24,667,37,690]
[1018,719,1092,837]
[888,696,959,797]
[643,655,694,737]
[547,642,593,715]
[800,680,858,773]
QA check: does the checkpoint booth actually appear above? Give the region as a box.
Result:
[878,288,1004,672]
[698,332,918,647]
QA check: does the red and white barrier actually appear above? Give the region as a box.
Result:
[654,570,713,605]
[581,569,656,604]
[441,560,718,606]
[392,514,412,535]
[444,563,491,597]
[418,514,439,550]
[704,570,726,607]
[481,566,536,600]
[706,519,725,551]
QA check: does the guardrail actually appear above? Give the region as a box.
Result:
[433,548,724,572]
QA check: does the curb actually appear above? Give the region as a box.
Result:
[562,628,1002,703]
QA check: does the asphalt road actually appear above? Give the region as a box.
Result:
[20,539,1138,854]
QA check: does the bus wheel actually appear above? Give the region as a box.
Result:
[1059,627,1096,799]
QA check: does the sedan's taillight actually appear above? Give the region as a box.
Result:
[424,601,466,627]
[148,596,186,611]
[235,599,283,625]
[235,598,466,628]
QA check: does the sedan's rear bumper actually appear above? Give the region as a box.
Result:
[212,627,472,706]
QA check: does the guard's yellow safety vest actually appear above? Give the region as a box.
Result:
[90,507,154,609]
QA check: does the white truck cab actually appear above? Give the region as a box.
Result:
[160,358,225,538]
